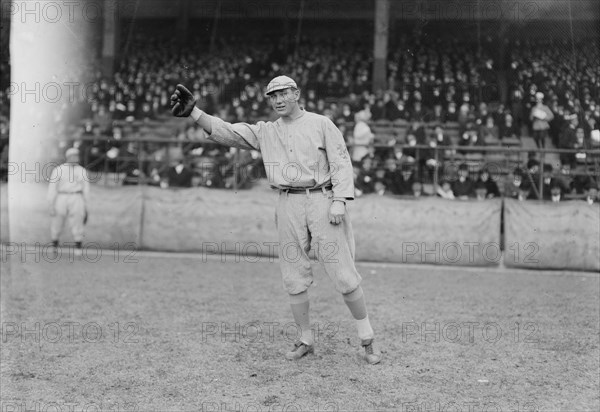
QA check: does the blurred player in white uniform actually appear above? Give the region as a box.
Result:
[47,148,90,249]
[171,76,382,364]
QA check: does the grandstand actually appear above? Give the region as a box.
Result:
[5,2,599,201]
[2,0,599,201]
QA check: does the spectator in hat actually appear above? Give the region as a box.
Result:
[517,179,532,201]
[165,159,194,188]
[571,174,593,196]
[585,185,599,205]
[452,163,474,200]
[354,155,376,196]
[479,116,500,145]
[474,180,488,200]
[541,163,568,200]
[558,116,580,167]
[572,127,591,164]
[395,166,417,196]
[504,167,525,199]
[381,158,401,195]
[530,92,554,148]
[524,158,541,200]
[499,113,520,141]
[549,182,563,203]
[422,134,442,182]
[436,180,455,200]
[476,167,501,199]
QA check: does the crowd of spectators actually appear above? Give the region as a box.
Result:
[0,30,10,179]
[1,25,598,201]
[352,154,599,204]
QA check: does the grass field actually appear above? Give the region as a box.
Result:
[1,247,598,412]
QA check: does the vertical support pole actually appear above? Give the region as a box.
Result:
[102,0,120,77]
[372,0,390,93]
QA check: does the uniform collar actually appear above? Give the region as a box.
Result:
[280,108,306,123]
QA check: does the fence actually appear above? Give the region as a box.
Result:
[2,182,598,271]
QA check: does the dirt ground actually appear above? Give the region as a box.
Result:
[1,248,598,412]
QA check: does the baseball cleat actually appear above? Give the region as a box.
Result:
[361,338,382,365]
[285,341,314,360]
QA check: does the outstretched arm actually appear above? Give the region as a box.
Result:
[171,84,260,151]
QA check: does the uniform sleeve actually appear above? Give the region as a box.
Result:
[323,118,355,200]
[47,167,59,203]
[204,115,262,151]
[81,167,90,204]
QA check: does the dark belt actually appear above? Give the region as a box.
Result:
[276,185,333,194]
[58,191,82,195]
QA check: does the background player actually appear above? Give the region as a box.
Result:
[171,76,382,364]
[47,147,90,249]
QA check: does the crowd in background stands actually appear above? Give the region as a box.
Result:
[506,38,600,149]
[1,29,599,202]
[0,32,9,172]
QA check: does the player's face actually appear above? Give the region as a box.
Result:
[269,88,300,116]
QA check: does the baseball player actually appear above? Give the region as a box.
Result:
[171,76,381,364]
[47,148,90,249]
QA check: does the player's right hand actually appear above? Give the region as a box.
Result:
[329,200,346,225]
[171,84,196,117]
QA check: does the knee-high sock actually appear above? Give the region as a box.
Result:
[343,286,374,340]
[289,290,313,345]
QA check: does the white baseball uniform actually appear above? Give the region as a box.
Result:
[48,163,90,242]
[198,109,362,294]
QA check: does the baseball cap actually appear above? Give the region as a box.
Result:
[66,148,79,159]
[265,75,298,96]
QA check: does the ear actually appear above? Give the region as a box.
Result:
[293,89,301,101]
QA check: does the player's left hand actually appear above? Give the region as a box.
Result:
[170,84,196,117]
[329,201,346,225]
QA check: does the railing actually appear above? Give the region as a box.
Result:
[46,133,599,199]
[66,135,261,191]
[390,143,600,199]
[2,130,597,201]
